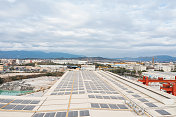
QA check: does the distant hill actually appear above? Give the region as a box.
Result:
[0,51,84,59]
[116,55,176,62]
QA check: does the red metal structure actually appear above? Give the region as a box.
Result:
[138,76,176,96]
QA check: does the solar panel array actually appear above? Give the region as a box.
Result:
[0,98,40,110]
[0,99,40,104]
[144,103,158,107]
[91,103,128,109]
[0,104,35,110]
[82,71,119,94]
[155,109,171,115]
[33,110,90,117]
[51,71,85,95]
[88,95,125,100]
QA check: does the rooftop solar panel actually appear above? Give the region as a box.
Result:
[56,112,66,117]
[138,98,149,102]
[44,112,55,117]
[0,99,4,102]
[13,105,25,110]
[21,100,32,104]
[91,103,100,108]
[80,110,90,116]
[117,104,128,109]
[2,104,16,109]
[11,100,23,104]
[31,100,40,104]
[126,91,134,93]
[68,111,78,117]
[118,97,125,100]
[1,99,13,103]
[145,103,157,107]
[132,95,141,98]
[23,105,35,110]
[51,93,57,95]
[88,95,95,98]
[108,104,119,109]
[100,104,109,108]
[155,110,171,115]
[33,113,45,117]
[110,96,118,99]
[79,91,85,94]
[96,96,103,99]
[0,104,5,108]
[103,96,110,99]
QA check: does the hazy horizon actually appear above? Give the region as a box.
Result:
[0,0,176,58]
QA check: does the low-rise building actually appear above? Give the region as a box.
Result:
[81,65,95,71]
[154,65,175,72]
[133,65,146,71]
[0,64,4,72]
[52,60,87,65]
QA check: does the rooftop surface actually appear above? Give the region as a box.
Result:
[0,70,176,117]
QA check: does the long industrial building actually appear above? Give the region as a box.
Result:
[0,70,176,117]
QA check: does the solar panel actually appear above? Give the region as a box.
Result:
[117,104,128,109]
[2,104,16,109]
[58,92,64,95]
[155,110,171,115]
[103,96,110,99]
[0,99,4,102]
[11,100,23,104]
[110,96,118,99]
[100,104,109,108]
[88,95,95,98]
[56,112,66,117]
[145,103,157,107]
[0,104,5,108]
[21,100,32,104]
[13,105,25,110]
[31,100,40,104]
[126,91,133,93]
[96,96,103,99]
[118,97,125,100]
[80,110,90,116]
[44,112,55,117]
[138,98,148,102]
[51,93,57,95]
[108,104,119,109]
[1,99,13,103]
[33,113,45,117]
[23,105,35,110]
[91,103,100,108]
[132,95,141,98]
[68,111,78,117]
[79,91,85,94]
[65,92,71,95]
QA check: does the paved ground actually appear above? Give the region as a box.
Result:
[0,73,42,78]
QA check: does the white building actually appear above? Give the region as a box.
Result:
[155,65,175,72]
[133,65,146,71]
[81,65,95,71]
[52,60,87,65]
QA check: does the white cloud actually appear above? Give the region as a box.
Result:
[0,0,176,57]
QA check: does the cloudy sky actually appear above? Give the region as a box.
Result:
[0,0,176,58]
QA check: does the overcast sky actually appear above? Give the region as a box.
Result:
[0,0,176,58]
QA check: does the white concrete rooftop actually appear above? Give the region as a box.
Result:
[0,70,176,117]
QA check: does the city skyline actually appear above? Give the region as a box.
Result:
[0,0,176,57]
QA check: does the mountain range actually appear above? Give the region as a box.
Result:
[116,55,176,62]
[0,51,84,59]
[0,51,175,62]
